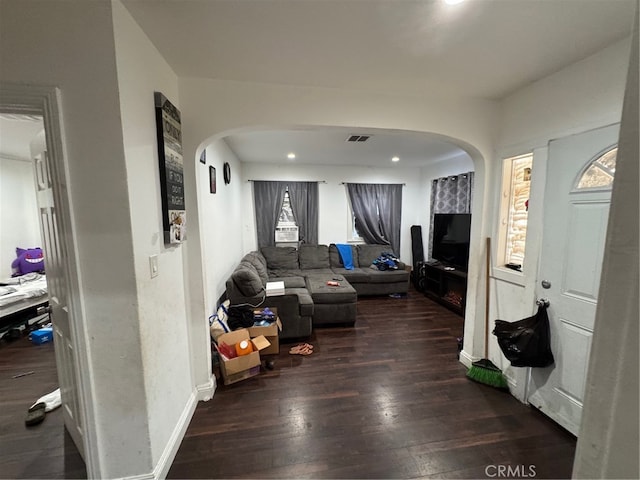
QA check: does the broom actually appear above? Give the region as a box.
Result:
[466,237,509,389]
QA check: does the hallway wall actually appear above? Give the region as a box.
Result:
[113,1,195,472]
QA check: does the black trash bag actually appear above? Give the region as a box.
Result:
[492,305,555,368]
[227,305,254,331]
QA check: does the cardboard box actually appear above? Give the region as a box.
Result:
[216,329,270,385]
[31,327,53,345]
[248,316,282,356]
[266,281,285,296]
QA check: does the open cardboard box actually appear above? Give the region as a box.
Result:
[216,328,271,385]
[248,315,282,356]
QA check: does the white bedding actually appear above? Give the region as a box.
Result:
[0,274,48,308]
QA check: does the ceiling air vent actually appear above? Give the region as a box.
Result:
[346,135,371,142]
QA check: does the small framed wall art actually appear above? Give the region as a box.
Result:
[199,150,207,164]
[209,166,217,194]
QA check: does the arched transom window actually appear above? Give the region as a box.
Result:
[576,147,617,189]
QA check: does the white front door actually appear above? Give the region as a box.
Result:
[31,133,85,458]
[527,124,619,436]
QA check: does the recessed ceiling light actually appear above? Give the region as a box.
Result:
[287,153,296,160]
[391,156,400,163]
[444,0,465,5]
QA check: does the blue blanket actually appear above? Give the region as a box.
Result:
[336,244,354,270]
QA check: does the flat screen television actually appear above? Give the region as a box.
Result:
[432,213,472,271]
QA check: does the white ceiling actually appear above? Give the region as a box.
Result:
[0,116,44,161]
[224,127,471,167]
[121,0,635,169]
[3,2,634,168]
[122,0,634,99]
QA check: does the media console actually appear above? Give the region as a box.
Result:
[422,263,467,316]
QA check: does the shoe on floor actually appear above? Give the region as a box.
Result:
[25,402,46,427]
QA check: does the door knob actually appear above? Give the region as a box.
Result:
[541,280,551,289]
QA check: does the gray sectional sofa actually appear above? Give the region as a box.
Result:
[225,244,410,340]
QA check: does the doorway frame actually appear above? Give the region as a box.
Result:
[0,83,99,477]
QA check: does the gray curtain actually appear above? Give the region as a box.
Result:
[428,172,474,258]
[253,181,286,247]
[347,183,403,255]
[288,181,319,244]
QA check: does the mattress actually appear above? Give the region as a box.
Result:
[0,274,48,311]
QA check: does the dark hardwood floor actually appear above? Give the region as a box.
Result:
[169,289,577,479]
[0,288,576,479]
[0,336,85,479]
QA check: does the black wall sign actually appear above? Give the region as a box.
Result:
[154,92,186,244]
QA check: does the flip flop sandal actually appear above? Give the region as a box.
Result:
[289,345,313,356]
[289,343,314,355]
[25,402,46,427]
[289,345,303,354]
[297,346,313,356]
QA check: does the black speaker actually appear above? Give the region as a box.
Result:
[410,225,425,290]
[410,225,424,269]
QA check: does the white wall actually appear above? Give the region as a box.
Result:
[0,156,41,278]
[199,140,245,316]
[474,38,633,401]
[112,1,195,473]
[498,38,631,151]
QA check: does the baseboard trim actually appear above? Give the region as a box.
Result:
[458,349,475,369]
[153,390,197,479]
[196,376,216,402]
[149,391,198,480]
[120,379,216,480]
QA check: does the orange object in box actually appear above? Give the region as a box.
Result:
[235,339,254,356]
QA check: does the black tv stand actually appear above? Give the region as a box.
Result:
[422,263,467,316]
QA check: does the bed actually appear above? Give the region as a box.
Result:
[0,274,49,339]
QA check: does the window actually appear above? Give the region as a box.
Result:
[576,147,617,189]
[499,153,533,270]
[347,201,379,242]
[277,188,296,227]
[345,183,403,254]
[275,188,299,243]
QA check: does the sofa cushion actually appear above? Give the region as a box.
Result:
[270,276,306,289]
[286,288,315,316]
[329,244,359,268]
[231,262,264,297]
[269,268,304,278]
[332,267,370,283]
[298,244,330,269]
[302,268,335,277]
[261,246,299,270]
[242,251,269,284]
[356,244,395,268]
[366,268,410,284]
[305,275,358,304]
